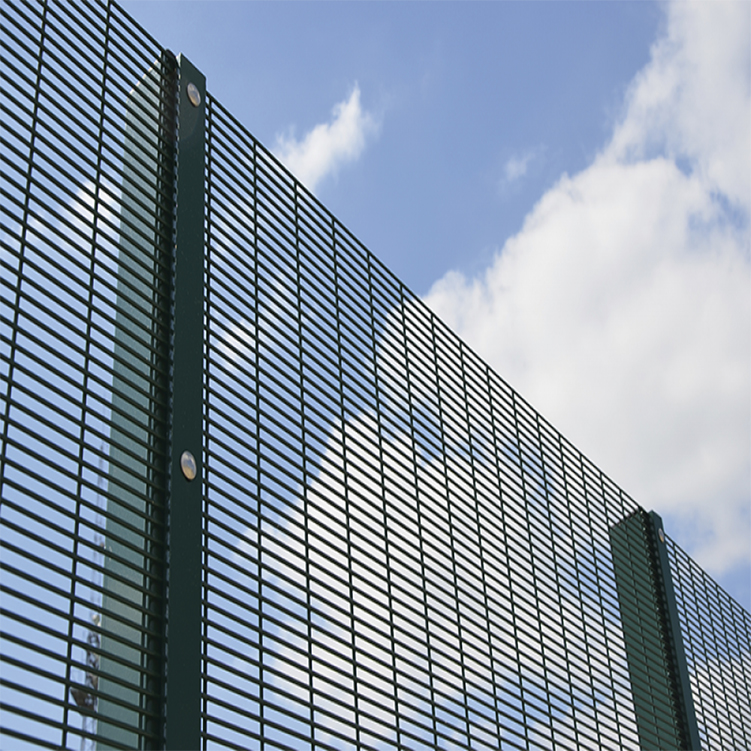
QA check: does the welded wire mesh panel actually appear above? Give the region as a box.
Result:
[1,1,173,747]
[667,537,751,749]
[6,2,751,749]
[203,93,656,750]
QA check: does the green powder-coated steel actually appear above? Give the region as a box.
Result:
[610,509,702,750]
[164,53,206,751]
[1,2,749,750]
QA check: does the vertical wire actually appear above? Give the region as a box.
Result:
[725,570,751,743]
[556,431,588,749]
[532,410,570,748]
[61,1,112,745]
[596,466,630,748]
[372,262,405,745]
[509,390,537,751]
[396,283,440,748]
[705,559,731,746]
[253,137,267,751]
[202,88,212,751]
[330,215,362,750]
[426,319,472,746]
[518,402,556,747]
[554,421,585,748]
[364,250,403,750]
[292,182,314,748]
[576,449,608,747]
[249,134,262,751]
[457,343,504,747]
[483,371,521,751]
[0,0,49,512]
[578,454,608,748]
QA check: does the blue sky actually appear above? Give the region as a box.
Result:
[123,0,750,610]
[124,1,662,292]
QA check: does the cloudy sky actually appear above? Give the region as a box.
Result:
[123,0,750,610]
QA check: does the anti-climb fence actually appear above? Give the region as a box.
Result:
[2,1,750,749]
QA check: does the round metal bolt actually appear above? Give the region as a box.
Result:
[180,450,197,481]
[658,527,665,543]
[186,82,201,107]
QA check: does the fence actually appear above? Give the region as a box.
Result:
[2,1,750,749]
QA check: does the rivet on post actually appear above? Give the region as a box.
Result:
[186,82,201,107]
[180,450,197,481]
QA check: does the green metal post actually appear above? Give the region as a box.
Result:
[610,509,702,750]
[164,54,206,751]
[648,511,702,751]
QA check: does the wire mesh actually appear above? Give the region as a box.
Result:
[667,536,751,749]
[203,93,655,750]
[3,1,751,750]
[1,0,174,747]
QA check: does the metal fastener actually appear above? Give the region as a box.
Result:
[186,82,201,107]
[180,450,197,481]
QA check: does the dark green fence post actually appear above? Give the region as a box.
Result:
[164,54,206,751]
[610,510,702,750]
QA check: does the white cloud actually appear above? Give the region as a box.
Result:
[504,153,532,182]
[501,147,542,187]
[238,400,640,747]
[274,85,379,193]
[219,294,657,746]
[424,0,751,578]
[610,0,750,208]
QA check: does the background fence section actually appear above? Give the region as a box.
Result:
[2,1,750,750]
[668,538,751,748]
